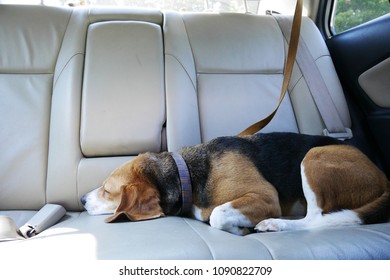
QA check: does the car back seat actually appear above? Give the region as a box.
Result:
[1,5,389,260]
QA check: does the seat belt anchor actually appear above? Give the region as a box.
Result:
[323,128,353,140]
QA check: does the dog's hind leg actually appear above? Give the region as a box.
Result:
[257,144,390,232]
[256,159,362,232]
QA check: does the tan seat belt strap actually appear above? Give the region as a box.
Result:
[238,0,303,136]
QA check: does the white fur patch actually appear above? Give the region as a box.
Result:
[82,188,117,215]
[209,202,253,235]
[256,163,362,232]
[192,205,207,222]
[300,164,322,218]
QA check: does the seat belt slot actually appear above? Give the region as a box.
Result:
[323,128,353,140]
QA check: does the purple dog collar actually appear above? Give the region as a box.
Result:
[171,152,192,216]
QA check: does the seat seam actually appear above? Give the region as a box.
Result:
[182,218,217,260]
[165,53,196,91]
[245,234,277,260]
[53,53,84,89]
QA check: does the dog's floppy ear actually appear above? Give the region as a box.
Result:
[105,181,164,223]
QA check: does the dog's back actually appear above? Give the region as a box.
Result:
[181,132,342,204]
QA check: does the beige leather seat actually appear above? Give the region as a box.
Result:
[164,12,351,151]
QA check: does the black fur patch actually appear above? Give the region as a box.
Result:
[140,152,182,215]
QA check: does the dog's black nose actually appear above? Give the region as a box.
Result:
[80,195,86,206]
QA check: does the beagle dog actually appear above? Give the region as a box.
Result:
[81,132,390,235]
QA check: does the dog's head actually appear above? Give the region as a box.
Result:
[80,154,164,222]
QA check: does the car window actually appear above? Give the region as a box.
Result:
[332,0,390,34]
[0,0,246,12]
[0,0,310,15]
[82,0,246,12]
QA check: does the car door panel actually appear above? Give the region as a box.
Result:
[326,13,390,176]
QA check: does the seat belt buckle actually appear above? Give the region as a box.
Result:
[323,128,353,140]
[19,204,66,238]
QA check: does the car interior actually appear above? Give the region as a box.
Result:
[1,0,390,260]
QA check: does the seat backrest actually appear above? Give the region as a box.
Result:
[0,5,72,210]
[163,12,351,151]
[46,8,165,211]
[0,5,165,211]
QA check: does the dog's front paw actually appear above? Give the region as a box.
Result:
[255,218,287,232]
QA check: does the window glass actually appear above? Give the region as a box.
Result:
[332,0,390,34]
[0,0,310,15]
[79,0,245,12]
[0,0,246,12]
[257,0,309,16]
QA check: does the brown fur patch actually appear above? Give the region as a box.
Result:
[196,152,281,224]
[303,145,389,214]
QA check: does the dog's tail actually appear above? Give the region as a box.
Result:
[356,181,390,224]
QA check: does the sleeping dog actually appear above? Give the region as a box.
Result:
[81,132,390,235]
